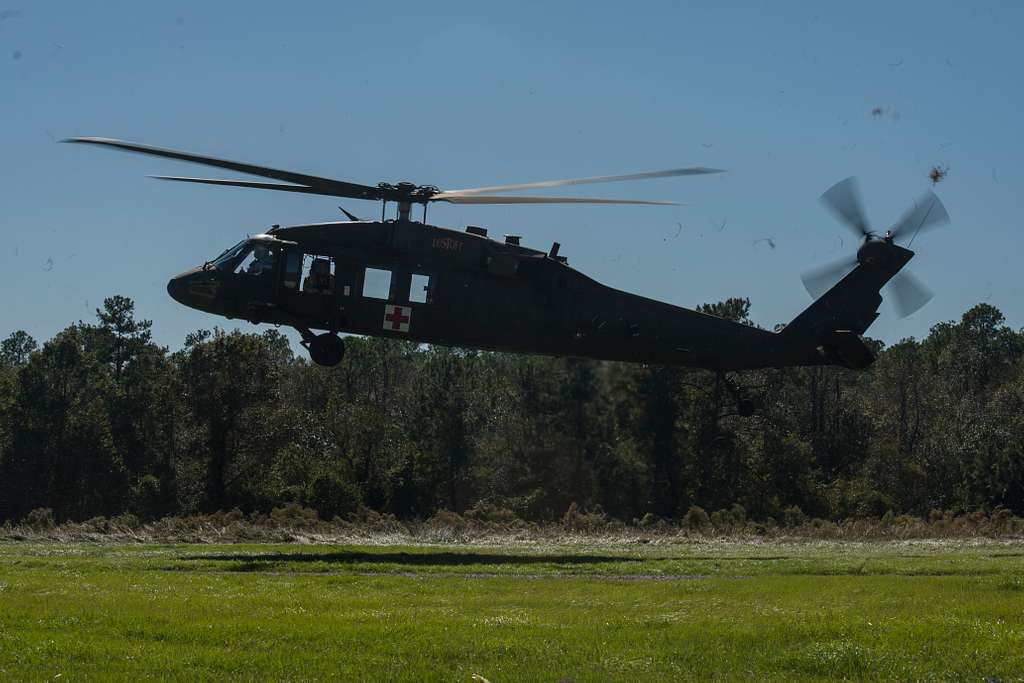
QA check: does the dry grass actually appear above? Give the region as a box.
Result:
[2,505,1022,546]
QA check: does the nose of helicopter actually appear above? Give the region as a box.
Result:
[166,272,188,305]
[167,267,220,309]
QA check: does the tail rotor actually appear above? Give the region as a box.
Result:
[802,177,949,319]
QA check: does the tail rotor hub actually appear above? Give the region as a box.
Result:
[856,238,893,268]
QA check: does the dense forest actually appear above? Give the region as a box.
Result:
[1,295,1023,527]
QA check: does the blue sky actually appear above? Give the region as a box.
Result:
[2,1,1021,352]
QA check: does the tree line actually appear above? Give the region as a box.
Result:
[1,295,1022,525]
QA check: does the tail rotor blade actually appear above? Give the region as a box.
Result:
[821,176,872,237]
[888,271,934,318]
[889,190,950,243]
[801,255,859,299]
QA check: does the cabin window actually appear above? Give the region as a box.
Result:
[362,267,392,300]
[409,273,431,304]
[300,256,335,295]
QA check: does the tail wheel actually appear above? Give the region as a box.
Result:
[309,333,345,367]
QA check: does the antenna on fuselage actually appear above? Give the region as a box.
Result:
[338,206,361,221]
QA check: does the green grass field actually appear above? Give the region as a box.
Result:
[2,539,1023,681]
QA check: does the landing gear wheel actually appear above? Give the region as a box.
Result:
[309,333,345,367]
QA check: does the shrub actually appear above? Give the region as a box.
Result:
[808,517,839,536]
[111,513,140,530]
[709,505,747,531]
[349,505,404,533]
[991,506,1014,532]
[131,475,164,521]
[561,502,610,532]
[276,485,305,505]
[729,503,747,524]
[634,512,660,528]
[217,508,246,525]
[425,509,468,535]
[783,505,807,527]
[928,509,952,526]
[306,475,361,521]
[83,516,111,533]
[709,509,730,530]
[464,502,522,527]
[682,505,710,531]
[269,503,320,529]
[23,508,55,531]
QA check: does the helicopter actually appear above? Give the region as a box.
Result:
[65,137,949,415]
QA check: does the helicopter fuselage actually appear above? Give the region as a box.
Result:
[167,218,825,371]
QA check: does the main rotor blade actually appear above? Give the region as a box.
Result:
[821,176,871,237]
[63,136,389,201]
[433,195,680,206]
[888,270,934,318]
[889,190,950,243]
[434,167,723,198]
[801,255,858,299]
[151,176,339,196]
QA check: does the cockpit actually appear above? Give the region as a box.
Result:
[210,240,277,276]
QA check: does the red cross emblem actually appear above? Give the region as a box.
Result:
[383,304,411,332]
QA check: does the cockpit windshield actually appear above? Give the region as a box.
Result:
[211,240,249,270]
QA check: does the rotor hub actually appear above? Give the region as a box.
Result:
[377,182,440,203]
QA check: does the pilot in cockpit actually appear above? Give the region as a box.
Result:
[246,246,275,276]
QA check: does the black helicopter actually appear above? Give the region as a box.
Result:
[65,138,948,414]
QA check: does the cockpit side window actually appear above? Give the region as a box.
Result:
[283,251,302,290]
[235,245,276,276]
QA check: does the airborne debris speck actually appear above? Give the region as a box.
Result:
[12,49,22,60]
[753,238,776,250]
[871,106,884,117]
[929,165,949,185]
[43,257,53,272]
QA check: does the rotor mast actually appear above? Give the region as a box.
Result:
[378,181,437,223]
